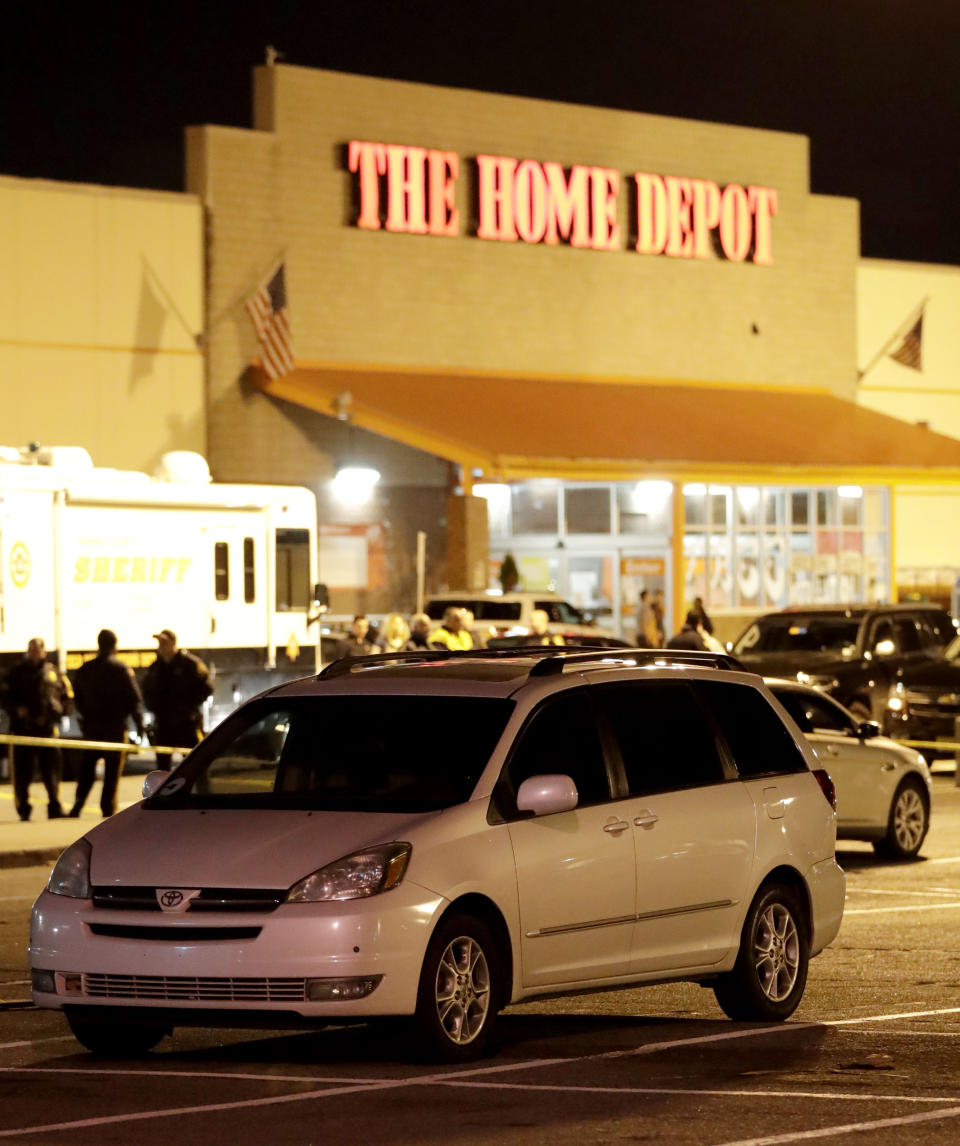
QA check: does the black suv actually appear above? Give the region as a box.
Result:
[731,605,958,730]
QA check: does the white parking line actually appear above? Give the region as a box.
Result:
[446,1081,956,1104]
[1,1005,958,1138]
[847,886,960,898]
[844,901,960,916]
[709,1104,960,1146]
[0,1036,74,1052]
[0,1066,382,1085]
[923,856,960,865]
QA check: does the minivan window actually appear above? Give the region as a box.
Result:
[595,682,725,795]
[733,617,860,656]
[149,696,514,811]
[696,681,808,778]
[495,692,609,819]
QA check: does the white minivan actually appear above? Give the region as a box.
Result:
[31,647,844,1062]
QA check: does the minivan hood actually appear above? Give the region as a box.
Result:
[86,805,438,889]
[897,658,960,690]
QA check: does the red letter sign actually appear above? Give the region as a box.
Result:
[476,155,518,241]
[348,141,387,230]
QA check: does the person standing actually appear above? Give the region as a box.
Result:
[334,615,381,659]
[71,629,144,818]
[0,638,72,820]
[666,611,709,651]
[691,595,715,636]
[380,613,416,652]
[429,607,474,652]
[142,629,213,751]
[408,613,432,649]
[652,589,667,648]
[530,609,565,646]
[636,590,659,648]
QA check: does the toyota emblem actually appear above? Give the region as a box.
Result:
[155,888,201,912]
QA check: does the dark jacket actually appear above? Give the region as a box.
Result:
[142,649,212,744]
[74,653,144,739]
[1,657,73,733]
[665,626,708,652]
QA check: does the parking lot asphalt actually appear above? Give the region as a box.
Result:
[2,773,960,1144]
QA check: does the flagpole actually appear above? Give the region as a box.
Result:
[858,296,928,383]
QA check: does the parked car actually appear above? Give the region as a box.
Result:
[732,604,957,721]
[765,679,931,860]
[882,632,960,756]
[31,647,844,1062]
[425,590,610,640]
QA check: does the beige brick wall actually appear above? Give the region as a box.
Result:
[0,176,204,472]
[191,64,860,480]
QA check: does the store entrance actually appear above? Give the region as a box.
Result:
[498,548,670,640]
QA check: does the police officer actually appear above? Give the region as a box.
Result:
[71,629,145,818]
[142,629,212,750]
[428,607,474,652]
[0,637,72,820]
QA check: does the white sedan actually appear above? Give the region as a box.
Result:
[766,678,931,860]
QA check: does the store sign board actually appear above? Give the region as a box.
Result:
[347,141,777,264]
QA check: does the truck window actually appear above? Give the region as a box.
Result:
[243,537,255,604]
[214,542,230,601]
[276,528,310,611]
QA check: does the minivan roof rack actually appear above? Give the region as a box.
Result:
[526,648,745,676]
[316,645,745,680]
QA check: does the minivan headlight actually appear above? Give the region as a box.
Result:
[286,843,412,903]
[47,839,92,899]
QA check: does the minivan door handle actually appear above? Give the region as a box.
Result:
[603,818,630,835]
[633,811,659,829]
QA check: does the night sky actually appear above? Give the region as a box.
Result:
[4,1,956,264]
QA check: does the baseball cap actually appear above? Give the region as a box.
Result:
[152,628,177,643]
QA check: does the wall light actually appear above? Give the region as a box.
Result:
[838,485,863,499]
[331,466,380,506]
[631,480,672,515]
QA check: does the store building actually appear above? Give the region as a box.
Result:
[180,63,960,638]
[7,68,960,642]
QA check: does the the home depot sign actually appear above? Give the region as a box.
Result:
[347,141,777,264]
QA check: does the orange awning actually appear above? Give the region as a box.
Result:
[255,363,960,483]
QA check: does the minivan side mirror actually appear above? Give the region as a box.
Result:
[142,770,171,799]
[857,721,882,741]
[516,774,579,816]
[313,583,329,610]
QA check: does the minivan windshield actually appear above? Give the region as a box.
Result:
[148,695,514,811]
[734,616,861,656]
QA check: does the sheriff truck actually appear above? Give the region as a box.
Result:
[0,445,322,722]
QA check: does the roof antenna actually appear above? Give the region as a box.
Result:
[265,45,284,66]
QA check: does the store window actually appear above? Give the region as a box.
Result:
[512,482,559,534]
[565,486,611,534]
[684,484,889,613]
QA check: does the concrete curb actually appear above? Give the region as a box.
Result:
[0,848,62,870]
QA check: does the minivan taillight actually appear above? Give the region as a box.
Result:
[813,768,837,811]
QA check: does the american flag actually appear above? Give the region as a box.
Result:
[245,263,295,380]
[888,310,924,371]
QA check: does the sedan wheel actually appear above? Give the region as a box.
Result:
[875,779,929,860]
[414,913,499,1062]
[713,883,809,1021]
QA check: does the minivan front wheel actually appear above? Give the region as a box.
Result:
[713,883,809,1022]
[413,913,500,1062]
[67,1012,170,1056]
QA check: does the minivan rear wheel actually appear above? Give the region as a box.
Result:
[713,882,809,1022]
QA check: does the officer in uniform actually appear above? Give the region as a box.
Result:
[71,628,145,817]
[428,607,474,652]
[142,629,213,751]
[0,637,72,820]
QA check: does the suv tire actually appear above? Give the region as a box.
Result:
[713,882,809,1022]
[413,913,500,1062]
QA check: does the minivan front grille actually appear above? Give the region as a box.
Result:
[82,973,306,1002]
[91,887,285,913]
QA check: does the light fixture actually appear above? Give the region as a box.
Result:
[838,485,863,499]
[683,483,707,497]
[331,466,380,506]
[631,480,672,515]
